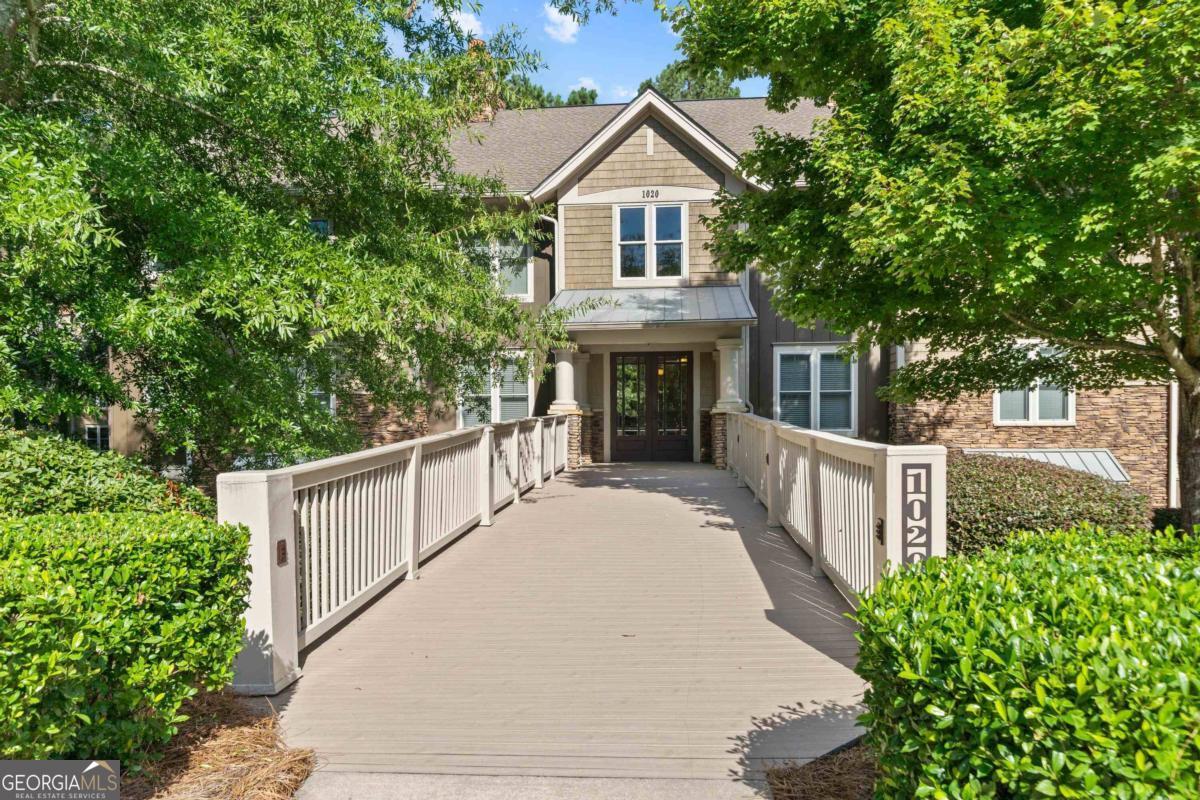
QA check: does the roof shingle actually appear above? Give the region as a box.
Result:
[448,97,827,193]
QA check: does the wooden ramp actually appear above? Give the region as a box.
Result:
[277,462,864,786]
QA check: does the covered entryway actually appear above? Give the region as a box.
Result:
[611,351,692,460]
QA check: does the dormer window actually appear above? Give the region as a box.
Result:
[614,203,688,285]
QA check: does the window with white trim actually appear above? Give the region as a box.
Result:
[459,358,534,427]
[774,345,857,434]
[614,203,687,282]
[495,239,534,301]
[84,424,110,452]
[994,348,1075,425]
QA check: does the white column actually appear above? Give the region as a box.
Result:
[573,352,591,411]
[713,338,747,412]
[549,348,579,413]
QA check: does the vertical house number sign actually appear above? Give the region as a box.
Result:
[901,463,932,563]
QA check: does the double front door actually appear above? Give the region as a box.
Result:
[611,352,692,461]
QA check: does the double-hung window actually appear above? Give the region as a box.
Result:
[495,239,534,301]
[774,345,857,434]
[615,204,686,283]
[459,358,534,427]
[994,347,1075,425]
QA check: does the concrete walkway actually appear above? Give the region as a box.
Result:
[281,463,864,798]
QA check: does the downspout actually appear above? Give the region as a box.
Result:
[539,213,557,297]
[1170,381,1179,508]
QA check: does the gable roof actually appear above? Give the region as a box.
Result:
[448,93,827,195]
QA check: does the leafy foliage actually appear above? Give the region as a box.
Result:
[0,0,570,480]
[947,454,1149,554]
[0,427,213,517]
[0,512,249,763]
[504,74,567,108]
[638,59,740,100]
[672,0,1200,522]
[857,527,1200,798]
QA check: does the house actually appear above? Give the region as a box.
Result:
[88,87,1176,508]
[434,87,1177,507]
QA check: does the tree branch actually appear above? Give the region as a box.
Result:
[999,310,1164,357]
[31,58,236,129]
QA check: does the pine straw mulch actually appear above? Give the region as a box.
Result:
[123,690,314,800]
[766,742,877,800]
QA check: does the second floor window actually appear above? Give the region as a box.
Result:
[496,240,534,301]
[616,204,686,282]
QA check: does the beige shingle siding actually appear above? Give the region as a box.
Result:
[562,127,736,289]
[563,205,613,289]
[578,121,723,195]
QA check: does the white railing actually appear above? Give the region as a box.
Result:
[726,412,946,606]
[218,414,572,695]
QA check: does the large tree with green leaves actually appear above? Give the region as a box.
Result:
[673,0,1200,522]
[638,59,739,100]
[0,0,568,483]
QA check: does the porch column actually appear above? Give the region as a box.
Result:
[549,349,579,413]
[713,338,748,412]
[573,352,591,411]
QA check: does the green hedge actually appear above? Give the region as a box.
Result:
[0,428,213,517]
[856,527,1200,798]
[0,512,249,763]
[947,454,1149,554]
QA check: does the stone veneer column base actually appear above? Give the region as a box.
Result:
[579,412,594,466]
[711,411,728,469]
[566,412,583,469]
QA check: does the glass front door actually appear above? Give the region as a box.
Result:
[611,352,692,461]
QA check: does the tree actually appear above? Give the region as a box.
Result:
[0,0,568,483]
[565,87,599,106]
[503,74,565,108]
[638,60,739,100]
[673,0,1200,523]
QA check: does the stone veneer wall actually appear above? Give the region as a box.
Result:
[892,385,1171,507]
[589,410,604,463]
[347,393,428,447]
[711,412,728,469]
[566,412,582,468]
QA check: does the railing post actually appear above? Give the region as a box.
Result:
[875,446,947,585]
[218,470,300,696]
[546,418,556,481]
[534,418,545,489]
[766,422,781,528]
[733,416,745,487]
[404,443,423,579]
[509,425,521,503]
[808,438,825,578]
[479,426,494,526]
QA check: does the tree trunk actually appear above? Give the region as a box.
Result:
[1178,382,1200,531]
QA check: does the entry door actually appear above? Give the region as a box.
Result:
[611,352,692,461]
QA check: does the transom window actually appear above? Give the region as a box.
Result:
[994,348,1075,425]
[459,358,534,427]
[774,345,857,434]
[614,204,686,283]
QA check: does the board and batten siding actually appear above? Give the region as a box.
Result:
[746,268,890,442]
[562,122,736,290]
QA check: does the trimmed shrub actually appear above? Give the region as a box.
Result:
[856,527,1200,799]
[947,454,1149,554]
[0,512,249,763]
[0,428,213,517]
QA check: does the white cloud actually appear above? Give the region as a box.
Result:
[543,4,580,43]
[449,10,485,37]
[572,77,600,92]
[610,85,634,100]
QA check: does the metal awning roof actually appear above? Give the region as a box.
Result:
[549,286,757,328]
[964,448,1131,482]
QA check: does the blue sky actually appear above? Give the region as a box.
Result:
[391,1,768,104]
